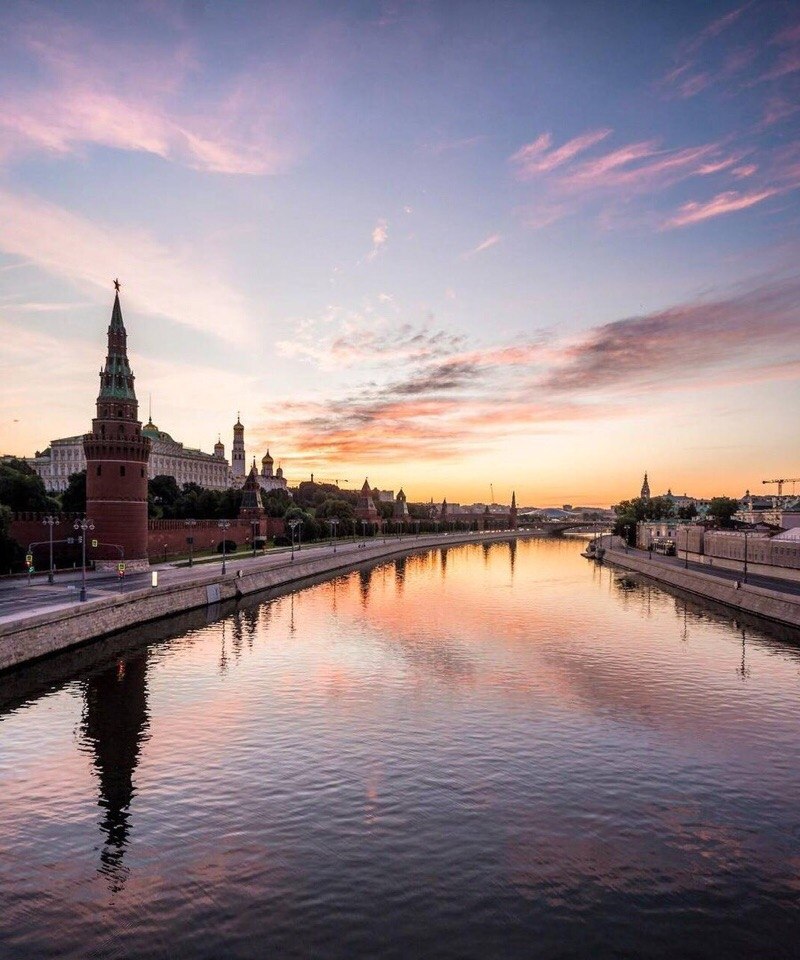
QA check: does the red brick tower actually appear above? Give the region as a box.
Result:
[83,282,151,569]
[355,478,379,522]
[509,491,518,529]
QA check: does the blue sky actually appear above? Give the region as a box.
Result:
[1,0,798,505]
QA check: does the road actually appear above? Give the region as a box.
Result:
[612,547,800,597]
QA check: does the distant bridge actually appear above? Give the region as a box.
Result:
[518,519,611,536]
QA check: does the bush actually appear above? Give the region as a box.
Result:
[216,539,237,554]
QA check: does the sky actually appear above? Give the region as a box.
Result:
[0,0,798,507]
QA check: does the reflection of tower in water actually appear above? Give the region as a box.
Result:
[81,652,150,891]
[508,540,517,579]
[439,548,448,578]
[393,555,407,594]
[359,567,374,606]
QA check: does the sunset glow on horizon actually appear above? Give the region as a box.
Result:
[1,0,798,506]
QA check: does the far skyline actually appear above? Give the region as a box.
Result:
[1,1,798,506]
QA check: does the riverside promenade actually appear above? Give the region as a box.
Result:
[602,540,800,629]
[0,529,539,673]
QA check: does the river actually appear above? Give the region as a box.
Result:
[1,538,799,959]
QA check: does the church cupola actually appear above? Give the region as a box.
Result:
[641,472,651,500]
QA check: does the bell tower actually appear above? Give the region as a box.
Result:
[232,414,246,482]
[83,281,151,569]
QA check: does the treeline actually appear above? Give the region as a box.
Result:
[613,495,741,543]
[0,461,449,563]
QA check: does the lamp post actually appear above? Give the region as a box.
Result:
[361,519,368,542]
[163,542,168,563]
[185,518,197,567]
[288,518,301,561]
[415,520,420,537]
[683,525,690,569]
[328,517,339,552]
[743,527,750,584]
[217,519,231,573]
[42,515,59,584]
[624,524,631,553]
[251,519,259,557]
[73,517,94,602]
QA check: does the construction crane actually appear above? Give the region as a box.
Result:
[762,477,800,496]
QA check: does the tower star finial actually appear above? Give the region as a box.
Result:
[114,278,121,292]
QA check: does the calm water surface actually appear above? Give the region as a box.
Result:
[1,539,800,959]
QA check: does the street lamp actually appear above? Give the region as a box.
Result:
[743,526,750,583]
[73,517,95,602]
[250,519,259,557]
[42,515,59,584]
[288,518,301,560]
[624,524,631,553]
[217,519,231,573]
[683,525,690,569]
[185,518,197,566]
[328,517,339,552]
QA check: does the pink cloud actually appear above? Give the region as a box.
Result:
[509,128,611,179]
[0,16,301,174]
[462,233,502,258]
[663,188,777,228]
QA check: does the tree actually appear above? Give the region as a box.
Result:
[284,506,320,542]
[707,496,739,528]
[148,475,181,518]
[261,488,292,517]
[0,503,23,572]
[612,495,674,540]
[59,470,86,513]
[0,458,54,512]
[677,503,698,520]
[315,498,355,522]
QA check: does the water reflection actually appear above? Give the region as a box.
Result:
[2,540,800,960]
[81,652,150,892]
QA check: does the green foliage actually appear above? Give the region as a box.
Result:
[293,481,357,511]
[677,502,698,520]
[612,495,675,540]
[148,477,243,520]
[59,470,86,513]
[0,503,23,572]
[315,498,355,522]
[284,506,320,542]
[707,496,739,528]
[0,458,54,512]
[261,488,292,517]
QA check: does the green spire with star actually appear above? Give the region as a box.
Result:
[98,280,137,401]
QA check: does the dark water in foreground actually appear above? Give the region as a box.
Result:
[1,538,800,959]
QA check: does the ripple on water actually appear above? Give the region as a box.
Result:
[1,539,800,959]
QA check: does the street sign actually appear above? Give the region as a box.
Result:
[118,562,126,574]
[91,539,98,548]
[25,554,33,564]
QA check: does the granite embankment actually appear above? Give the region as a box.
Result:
[0,531,535,673]
[604,546,800,629]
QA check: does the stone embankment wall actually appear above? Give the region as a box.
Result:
[0,531,531,673]
[604,547,800,629]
